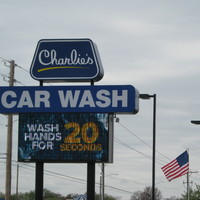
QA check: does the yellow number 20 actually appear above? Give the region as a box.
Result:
[64,122,99,144]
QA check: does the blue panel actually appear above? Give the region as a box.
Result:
[0,85,139,114]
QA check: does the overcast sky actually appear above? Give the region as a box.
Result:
[1,1,200,199]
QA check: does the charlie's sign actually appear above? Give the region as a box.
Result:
[0,85,139,114]
[30,39,104,82]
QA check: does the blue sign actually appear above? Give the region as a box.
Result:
[30,39,104,82]
[74,195,87,200]
[0,85,139,114]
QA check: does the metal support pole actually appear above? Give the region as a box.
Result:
[5,60,15,200]
[35,162,44,200]
[139,94,156,200]
[102,163,105,200]
[86,79,96,200]
[87,163,95,200]
[35,80,44,200]
[152,94,156,200]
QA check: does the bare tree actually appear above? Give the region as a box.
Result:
[130,186,162,200]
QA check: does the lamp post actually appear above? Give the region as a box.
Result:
[190,120,200,200]
[139,94,156,200]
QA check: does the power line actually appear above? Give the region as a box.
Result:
[117,122,171,161]
[114,137,165,166]
[0,58,31,86]
[8,160,133,195]
[0,56,10,63]
[0,57,11,67]
[105,185,133,194]
[15,63,30,74]
[114,137,152,160]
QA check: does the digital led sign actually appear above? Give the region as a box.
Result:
[18,113,113,163]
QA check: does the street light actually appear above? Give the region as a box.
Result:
[190,120,200,200]
[139,94,156,200]
[191,120,200,125]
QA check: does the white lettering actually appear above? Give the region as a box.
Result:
[112,90,128,107]
[32,141,53,150]
[24,132,62,141]
[0,88,130,112]
[38,49,94,66]
[44,124,59,132]
[58,90,80,108]
[79,90,95,107]
[39,132,48,141]
[56,132,62,141]
[27,124,59,132]
[17,91,34,108]
[35,91,50,108]
[37,124,44,132]
[96,90,111,107]
[1,90,50,109]
[1,91,17,108]
[33,132,40,140]
[27,124,37,132]
[24,132,32,141]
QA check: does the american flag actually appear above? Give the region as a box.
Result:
[161,150,189,182]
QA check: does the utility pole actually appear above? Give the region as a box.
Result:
[5,60,15,200]
[102,163,105,200]
[16,164,19,200]
[183,171,198,200]
[99,163,104,200]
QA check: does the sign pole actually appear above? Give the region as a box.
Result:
[87,162,95,200]
[35,80,44,200]
[87,80,96,200]
[35,162,44,200]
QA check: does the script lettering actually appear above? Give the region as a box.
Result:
[38,49,94,66]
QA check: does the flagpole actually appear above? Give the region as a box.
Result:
[187,149,189,200]
[187,172,189,200]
